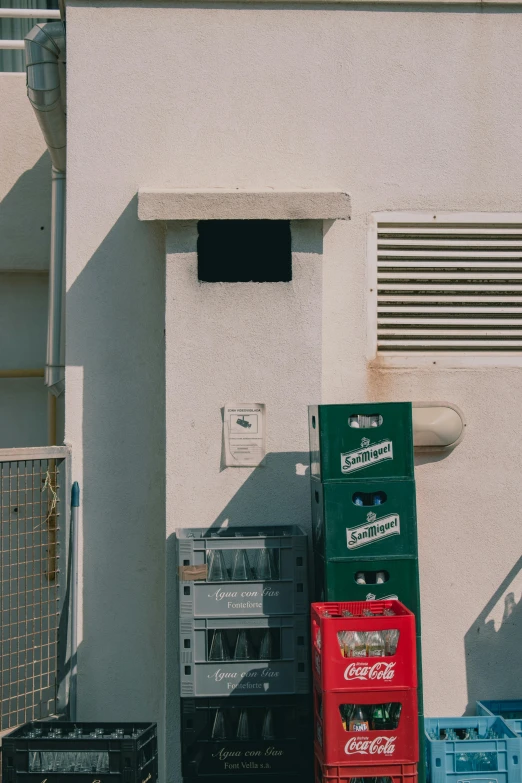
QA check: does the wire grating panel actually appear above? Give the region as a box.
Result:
[377,221,522,352]
[0,457,65,731]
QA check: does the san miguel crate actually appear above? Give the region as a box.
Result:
[1,721,157,783]
[308,403,414,483]
[181,695,312,778]
[476,700,522,735]
[311,601,416,692]
[315,758,418,783]
[314,555,421,626]
[425,716,522,783]
[179,615,310,697]
[177,527,308,618]
[311,481,418,561]
[314,686,419,766]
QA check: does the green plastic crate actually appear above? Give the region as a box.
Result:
[308,403,414,482]
[314,555,421,630]
[311,479,418,560]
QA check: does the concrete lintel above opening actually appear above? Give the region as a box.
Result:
[137,188,351,221]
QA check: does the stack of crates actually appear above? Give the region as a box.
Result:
[311,599,419,783]
[425,716,522,783]
[176,526,312,783]
[308,402,425,782]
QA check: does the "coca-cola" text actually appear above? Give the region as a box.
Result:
[344,736,396,756]
[344,661,396,682]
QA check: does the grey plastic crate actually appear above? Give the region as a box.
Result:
[179,615,310,697]
[177,527,309,618]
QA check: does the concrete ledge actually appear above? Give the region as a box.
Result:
[138,189,351,221]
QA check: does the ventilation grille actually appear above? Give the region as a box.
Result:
[377,222,522,352]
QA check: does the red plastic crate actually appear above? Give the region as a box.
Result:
[311,601,417,692]
[315,756,418,783]
[314,685,419,766]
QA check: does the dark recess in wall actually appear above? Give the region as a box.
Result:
[197,220,292,283]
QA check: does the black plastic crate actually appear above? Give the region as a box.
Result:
[1,721,157,783]
[181,695,312,778]
[184,776,314,783]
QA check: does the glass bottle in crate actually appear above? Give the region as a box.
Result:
[208,550,229,581]
[237,709,251,740]
[212,709,228,739]
[209,630,231,661]
[367,629,385,656]
[231,549,254,581]
[234,629,254,660]
[261,708,276,740]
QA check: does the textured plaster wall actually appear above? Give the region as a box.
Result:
[65,3,522,779]
[0,74,51,446]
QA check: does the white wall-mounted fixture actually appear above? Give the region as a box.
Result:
[412,402,465,451]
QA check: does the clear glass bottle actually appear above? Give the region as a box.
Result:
[259,629,274,660]
[234,629,254,660]
[384,628,400,655]
[211,708,228,739]
[231,549,254,581]
[261,708,276,740]
[347,630,367,658]
[255,548,277,580]
[209,630,231,661]
[207,550,229,581]
[366,629,386,657]
[236,709,251,740]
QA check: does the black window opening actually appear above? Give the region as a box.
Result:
[197,220,292,283]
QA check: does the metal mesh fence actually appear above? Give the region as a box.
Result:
[0,454,68,731]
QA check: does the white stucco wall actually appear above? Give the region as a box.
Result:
[65,3,522,779]
[0,74,51,447]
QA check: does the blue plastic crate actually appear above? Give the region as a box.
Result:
[477,701,522,736]
[425,716,521,783]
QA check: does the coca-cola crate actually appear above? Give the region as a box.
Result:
[314,555,421,628]
[425,717,522,783]
[181,695,312,778]
[311,600,416,692]
[313,686,419,766]
[179,615,310,697]
[312,481,418,561]
[476,701,522,735]
[177,526,308,618]
[308,403,414,483]
[1,721,157,783]
[314,757,418,783]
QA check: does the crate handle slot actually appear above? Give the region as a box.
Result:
[352,491,387,507]
[349,414,383,429]
[354,570,389,585]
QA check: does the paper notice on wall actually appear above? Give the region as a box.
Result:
[224,403,266,467]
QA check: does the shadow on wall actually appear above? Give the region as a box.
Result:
[165,451,312,782]
[65,195,166,725]
[464,556,522,714]
[0,152,52,269]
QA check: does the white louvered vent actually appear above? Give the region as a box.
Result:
[377,220,522,353]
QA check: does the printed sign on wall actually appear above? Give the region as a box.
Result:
[224,403,266,466]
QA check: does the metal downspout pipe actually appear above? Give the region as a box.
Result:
[24,22,66,402]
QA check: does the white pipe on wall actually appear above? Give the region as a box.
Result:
[25,22,66,397]
[47,168,65,395]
